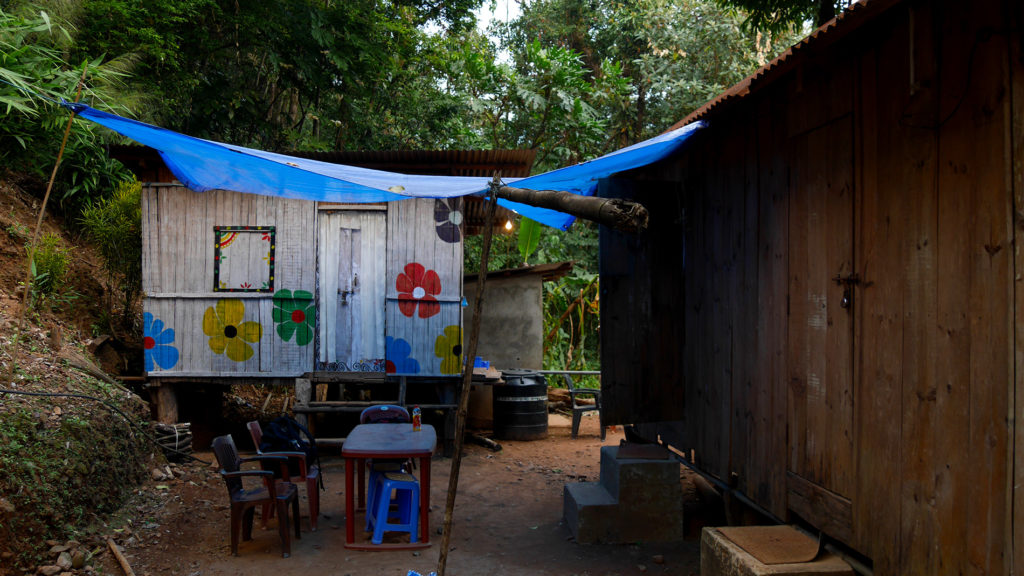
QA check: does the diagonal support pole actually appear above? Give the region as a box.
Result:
[437,174,501,576]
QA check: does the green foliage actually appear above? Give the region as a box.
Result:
[71,0,485,151]
[716,0,849,33]
[0,5,132,212]
[517,218,542,264]
[0,381,150,571]
[29,232,67,295]
[543,272,600,373]
[79,178,142,326]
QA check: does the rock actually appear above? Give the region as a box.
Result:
[37,565,61,576]
[71,550,86,569]
[56,551,72,570]
[151,468,167,481]
[48,545,70,554]
[0,498,14,514]
[637,564,647,573]
[60,573,74,576]
[652,555,665,565]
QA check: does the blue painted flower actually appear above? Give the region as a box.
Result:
[386,336,420,374]
[143,312,179,371]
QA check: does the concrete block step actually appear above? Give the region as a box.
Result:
[701,527,854,576]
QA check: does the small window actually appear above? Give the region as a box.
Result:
[213,226,275,292]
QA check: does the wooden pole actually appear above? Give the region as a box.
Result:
[8,65,88,379]
[437,175,500,576]
[494,184,649,233]
[107,539,137,576]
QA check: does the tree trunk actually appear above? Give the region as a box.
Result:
[494,185,649,233]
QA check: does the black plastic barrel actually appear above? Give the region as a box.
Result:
[493,370,548,440]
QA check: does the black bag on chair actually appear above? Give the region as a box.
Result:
[259,416,319,478]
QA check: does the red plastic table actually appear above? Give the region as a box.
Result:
[342,422,436,549]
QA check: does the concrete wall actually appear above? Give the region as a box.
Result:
[462,274,543,370]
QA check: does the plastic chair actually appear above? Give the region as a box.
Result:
[563,374,605,440]
[366,471,420,545]
[359,404,411,424]
[359,405,412,525]
[211,435,301,557]
[247,420,322,530]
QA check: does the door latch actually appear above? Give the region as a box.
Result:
[832,273,860,310]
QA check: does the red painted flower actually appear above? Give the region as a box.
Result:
[397,262,441,318]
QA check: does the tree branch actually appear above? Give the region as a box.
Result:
[494,185,649,233]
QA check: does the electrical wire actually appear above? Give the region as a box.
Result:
[0,387,210,465]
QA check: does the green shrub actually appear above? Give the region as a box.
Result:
[79,179,142,326]
[29,232,67,296]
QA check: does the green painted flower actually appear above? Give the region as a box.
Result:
[434,325,462,375]
[272,289,315,346]
[203,300,262,362]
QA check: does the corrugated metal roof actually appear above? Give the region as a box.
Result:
[670,0,902,129]
[289,149,536,178]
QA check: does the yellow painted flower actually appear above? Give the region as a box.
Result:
[434,325,462,375]
[203,300,263,362]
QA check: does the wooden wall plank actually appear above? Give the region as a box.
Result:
[852,20,903,572]
[385,199,463,377]
[752,90,790,517]
[938,2,1013,573]
[1012,0,1024,572]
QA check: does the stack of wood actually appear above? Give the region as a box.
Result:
[153,422,192,461]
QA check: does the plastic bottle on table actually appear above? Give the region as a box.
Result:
[412,405,422,431]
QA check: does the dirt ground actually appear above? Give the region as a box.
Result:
[100,413,701,576]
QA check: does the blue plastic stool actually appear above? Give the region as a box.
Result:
[366,471,419,544]
[365,461,406,531]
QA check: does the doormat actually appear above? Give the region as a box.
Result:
[717,525,820,565]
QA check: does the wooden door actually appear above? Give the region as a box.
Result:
[317,208,387,371]
[786,117,855,543]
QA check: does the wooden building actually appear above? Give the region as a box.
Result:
[131,149,533,419]
[599,0,1022,573]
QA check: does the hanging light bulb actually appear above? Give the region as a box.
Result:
[504,219,513,231]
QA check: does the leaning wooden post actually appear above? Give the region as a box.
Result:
[8,65,88,379]
[437,175,500,576]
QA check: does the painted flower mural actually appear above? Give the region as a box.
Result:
[202,300,263,362]
[397,262,441,319]
[272,289,315,346]
[434,198,463,243]
[143,312,179,371]
[434,325,462,375]
[386,336,420,374]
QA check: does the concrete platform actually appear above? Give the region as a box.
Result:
[701,527,854,576]
[563,445,683,544]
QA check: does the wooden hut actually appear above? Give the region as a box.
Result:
[127,149,533,422]
[599,0,1022,573]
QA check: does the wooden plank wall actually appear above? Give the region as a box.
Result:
[599,177,686,425]
[142,186,316,376]
[385,198,463,376]
[609,1,1018,572]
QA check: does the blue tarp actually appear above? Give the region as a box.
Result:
[66,103,703,230]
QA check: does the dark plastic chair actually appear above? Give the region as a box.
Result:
[211,435,301,557]
[563,374,605,440]
[247,420,322,531]
[359,404,411,424]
